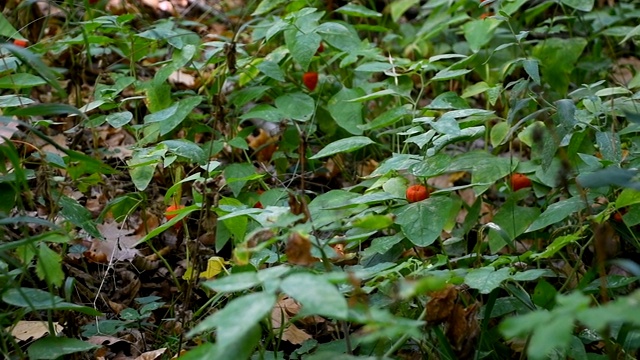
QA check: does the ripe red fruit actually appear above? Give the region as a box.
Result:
[13,39,28,48]
[165,204,185,229]
[302,72,318,91]
[317,43,324,53]
[510,173,532,191]
[406,185,430,203]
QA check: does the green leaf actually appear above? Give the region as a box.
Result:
[528,315,574,360]
[106,111,133,128]
[144,96,202,135]
[532,38,587,95]
[526,197,585,232]
[463,18,501,53]
[275,92,315,122]
[223,163,257,197]
[289,32,321,71]
[359,105,411,131]
[203,272,260,293]
[336,4,382,18]
[390,0,419,23]
[280,273,348,319]
[560,0,594,12]
[352,214,394,230]
[616,188,640,208]
[432,68,472,81]
[127,146,165,191]
[395,196,458,247]
[161,139,205,164]
[253,0,289,15]
[532,233,583,259]
[523,59,541,85]
[28,336,99,360]
[309,136,374,159]
[327,87,364,135]
[490,122,510,147]
[2,288,101,316]
[0,73,47,89]
[186,292,276,340]
[0,12,23,39]
[59,195,103,240]
[36,244,64,288]
[577,167,640,191]
[0,44,66,96]
[487,200,539,253]
[316,22,361,52]
[465,267,511,294]
[256,60,285,82]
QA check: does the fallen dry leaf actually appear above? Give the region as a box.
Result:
[9,321,63,341]
[135,348,167,360]
[271,297,312,345]
[426,285,458,324]
[84,222,142,263]
[285,232,318,266]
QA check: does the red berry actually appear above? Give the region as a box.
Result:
[165,204,185,229]
[13,39,28,48]
[317,43,324,53]
[510,173,532,191]
[406,185,430,203]
[302,72,318,91]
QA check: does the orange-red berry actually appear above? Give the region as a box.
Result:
[317,43,324,53]
[406,185,430,203]
[302,72,318,91]
[165,204,185,229]
[13,39,28,48]
[510,173,532,191]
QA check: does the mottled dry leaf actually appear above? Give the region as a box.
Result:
[285,232,318,266]
[41,134,67,157]
[135,348,167,360]
[426,285,458,324]
[0,118,19,145]
[168,71,195,88]
[84,222,141,263]
[446,302,480,358]
[271,297,312,345]
[9,321,63,341]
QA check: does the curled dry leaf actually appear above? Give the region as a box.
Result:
[285,232,318,266]
[270,297,312,345]
[9,321,63,341]
[426,285,458,324]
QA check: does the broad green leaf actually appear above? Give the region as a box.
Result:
[316,22,361,52]
[280,273,348,319]
[223,163,257,197]
[532,38,587,95]
[256,60,285,82]
[465,267,511,294]
[359,105,411,131]
[154,45,196,83]
[0,73,47,89]
[275,92,315,121]
[203,272,260,293]
[0,95,34,107]
[144,96,202,135]
[595,130,621,163]
[186,292,276,344]
[0,12,23,39]
[59,195,103,240]
[432,68,472,81]
[289,32,321,71]
[560,0,594,12]
[616,188,640,208]
[2,288,101,316]
[532,233,584,259]
[36,244,64,288]
[309,136,374,159]
[253,0,288,15]
[426,92,468,110]
[7,103,86,119]
[577,167,640,191]
[491,122,510,147]
[127,146,165,191]
[523,59,540,85]
[352,214,394,230]
[488,200,539,253]
[526,197,585,232]
[464,18,501,52]
[328,87,364,135]
[28,336,99,360]
[395,196,458,247]
[106,111,133,128]
[0,44,66,96]
[161,139,205,164]
[390,0,419,22]
[527,315,574,360]
[336,4,382,18]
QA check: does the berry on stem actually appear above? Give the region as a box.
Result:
[165,204,185,229]
[510,173,532,191]
[13,39,28,48]
[302,72,318,91]
[406,184,430,203]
